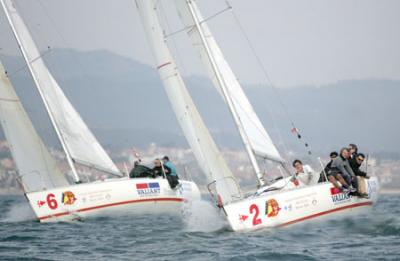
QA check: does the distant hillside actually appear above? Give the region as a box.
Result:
[1,49,399,155]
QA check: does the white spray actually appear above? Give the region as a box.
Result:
[182,199,227,232]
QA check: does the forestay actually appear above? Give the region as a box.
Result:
[0,62,69,192]
[174,0,284,163]
[1,0,120,176]
[135,0,241,204]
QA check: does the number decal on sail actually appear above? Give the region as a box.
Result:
[46,193,58,210]
[249,204,262,226]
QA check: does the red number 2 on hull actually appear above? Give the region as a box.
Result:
[46,193,58,210]
[249,204,262,226]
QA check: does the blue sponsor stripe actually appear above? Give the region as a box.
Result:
[149,182,160,188]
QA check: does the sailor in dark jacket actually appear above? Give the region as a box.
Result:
[319,151,337,183]
[321,152,338,178]
[152,158,179,189]
[349,153,370,198]
[152,158,171,178]
[349,153,366,177]
[321,151,352,192]
[129,160,153,178]
[330,148,359,194]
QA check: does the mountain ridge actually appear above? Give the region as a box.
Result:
[0,49,399,155]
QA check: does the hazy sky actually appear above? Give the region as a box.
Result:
[0,0,399,86]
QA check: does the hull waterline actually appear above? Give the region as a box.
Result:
[26,177,200,222]
[224,177,379,231]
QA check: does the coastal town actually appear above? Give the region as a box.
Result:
[0,140,398,195]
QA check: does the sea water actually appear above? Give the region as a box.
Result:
[0,194,399,261]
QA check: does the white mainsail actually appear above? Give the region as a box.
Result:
[0,61,69,192]
[1,0,120,178]
[135,0,241,204]
[174,0,284,166]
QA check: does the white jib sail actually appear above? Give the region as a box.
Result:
[174,0,284,163]
[135,0,241,204]
[1,0,120,176]
[0,61,69,192]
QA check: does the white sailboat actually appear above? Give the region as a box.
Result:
[0,0,200,222]
[136,0,379,232]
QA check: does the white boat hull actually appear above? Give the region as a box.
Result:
[224,177,379,231]
[25,177,200,222]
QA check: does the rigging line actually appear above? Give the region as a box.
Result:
[228,88,277,144]
[221,68,289,160]
[36,0,94,90]
[13,0,46,46]
[225,1,293,126]
[3,47,52,78]
[204,0,290,158]
[165,5,232,38]
[157,0,188,77]
[35,0,122,175]
[37,0,68,46]
[225,0,312,155]
[254,82,291,157]
[5,1,79,182]
[35,0,68,80]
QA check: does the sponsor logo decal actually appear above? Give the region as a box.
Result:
[265,199,281,217]
[330,187,351,204]
[62,191,77,205]
[284,204,293,212]
[136,182,160,196]
[284,192,317,210]
[80,189,112,203]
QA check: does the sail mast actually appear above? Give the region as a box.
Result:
[184,0,265,186]
[0,0,80,182]
[135,0,241,204]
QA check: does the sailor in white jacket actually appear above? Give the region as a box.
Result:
[292,159,318,186]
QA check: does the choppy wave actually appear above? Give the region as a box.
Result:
[0,195,399,260]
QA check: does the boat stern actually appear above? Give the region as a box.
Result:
[179,180,201,202]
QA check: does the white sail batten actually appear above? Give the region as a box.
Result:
[135,0,241,204]
[0,62,69,192]
[1,0,121,177]
[174,0,284,164]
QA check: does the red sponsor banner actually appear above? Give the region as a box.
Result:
[136,183,149,189]
[330,187,341,195]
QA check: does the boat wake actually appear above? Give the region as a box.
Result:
[182,199,227,232]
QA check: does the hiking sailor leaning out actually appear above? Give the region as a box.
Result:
[349,152,370,198]
[330,147,360,195]
[322,151,352,192]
